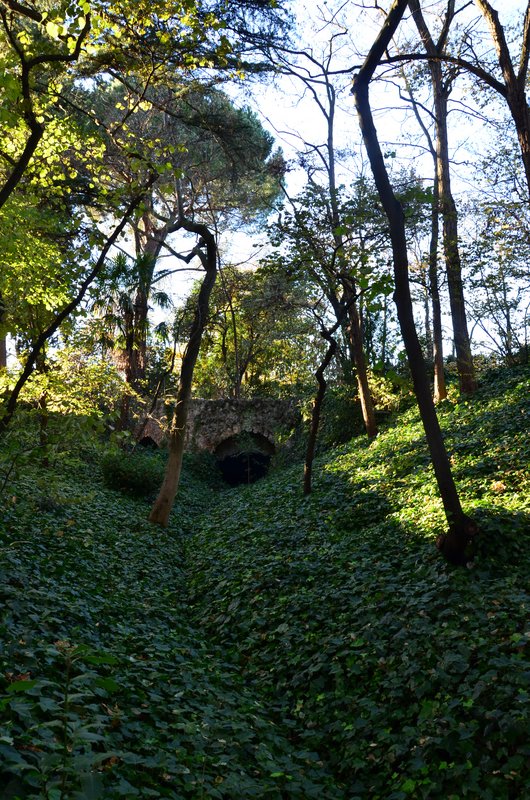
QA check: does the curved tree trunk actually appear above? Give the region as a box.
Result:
[353,0,476,564]
[149,218,217,527]
[304,312,345,495]
[304,335,337,496]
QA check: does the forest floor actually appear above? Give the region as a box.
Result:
[0,364,529,799]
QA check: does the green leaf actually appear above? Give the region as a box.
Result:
[6,680,38,694]
[46,21,60,38]
[95,677,120,693]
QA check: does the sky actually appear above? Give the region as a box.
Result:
[83,1,530,358]
[199,0,530,355]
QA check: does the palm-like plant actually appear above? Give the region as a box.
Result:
[91,253,172,425]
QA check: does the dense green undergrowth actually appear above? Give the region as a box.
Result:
[1,365,529,798]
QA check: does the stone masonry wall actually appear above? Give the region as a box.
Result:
[138,398,300,453]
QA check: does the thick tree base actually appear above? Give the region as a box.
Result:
[436,516,479,565]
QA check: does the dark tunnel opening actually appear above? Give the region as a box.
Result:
[215,432,275,486]
[138,436,158,449]
[218,451,272,486]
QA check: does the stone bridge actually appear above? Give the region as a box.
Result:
[139,398,300,484]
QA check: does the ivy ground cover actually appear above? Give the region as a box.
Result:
[1,364,529,798]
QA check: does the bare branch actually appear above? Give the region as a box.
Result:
[379,52,507,97]
[518,1,530,84]
[0,0,42,22]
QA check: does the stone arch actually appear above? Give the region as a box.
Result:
[185,398,299,455]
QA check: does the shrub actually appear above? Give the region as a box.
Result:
[318,385,366,447]
[101,447,165,496]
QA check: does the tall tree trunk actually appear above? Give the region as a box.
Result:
[318,66,377,440]
[119,208,176,429]
[400,65,446,401]
[353,0,476,564]
[436,92,476,394]
[381,295,388,369]
[149,219,217,527]
[424,280,433,363]
[132,286,149,385]
[409,0,476,395]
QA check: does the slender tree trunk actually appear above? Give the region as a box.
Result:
[353,0,477,564]
[424,281,433,363]
[119,305,135,430]
[321,71,377,440]
[429,180,447,402]
[304,333,337,495]
[409,0,475,394]
[131,218,165,386]
[344,284,378,438]
[36,351,49,468]
[132,286,149,385]
[0,292,6,369]
[437,127,476,394]
[399,60,446,400]
[120,211,174,429]
[149,220,217,527]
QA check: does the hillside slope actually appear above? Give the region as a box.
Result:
[185,365,530,799]
[0,365,529,798]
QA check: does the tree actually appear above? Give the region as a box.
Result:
[303,310,346,495]
[0,0,91,209]
[400,74,447,402]
[353,0,477,565]
[467,193,530,363]
[473,0,530,201]
[148,208,217,527]
[192,264,318,399]
[262,27,380,439]
[0,0,288,437]
[0,178,156,435]
[380,3,530,207]
[407,0,475,395]
[83,81,283,425]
